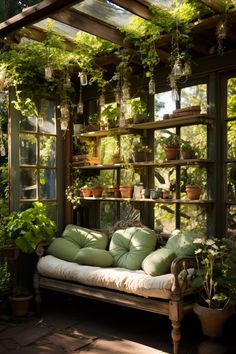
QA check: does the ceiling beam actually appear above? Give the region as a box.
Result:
[109,0,152,20]
[50,8,124,46]
[0,0,82,36]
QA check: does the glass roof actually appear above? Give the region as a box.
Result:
[145,0,182,9]
[34,19,79,40]
[72,0,136,27]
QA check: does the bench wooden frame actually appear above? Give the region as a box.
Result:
[34,244,196,354]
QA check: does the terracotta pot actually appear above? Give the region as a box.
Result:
[81,187,92,197]
[181,148,195,159]
[186,185,201,200]
[9,295,33,317]
[164,147,179,160]
[193,303,232,338]
[106,185,120,198]
[112,155,122,164]
[91,186,103,198]
[119,185,133,198]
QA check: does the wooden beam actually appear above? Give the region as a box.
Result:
[50,8,124,46]
[198,0,226,13]
[0,0,82,36]
[109,0,152,20]
[27,25,75,51]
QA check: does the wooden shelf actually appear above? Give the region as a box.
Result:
[71,159,215,169]
[78,197,214,204]
[75,115,215,138]
[131,114,215,130]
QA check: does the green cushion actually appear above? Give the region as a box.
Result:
[62,224,108,249]
[142,247,176,276]
[109,227,157,270]
[76,247,113,267]
[46,238,81,262]
[166,229,197,257]
[46,224,110,266]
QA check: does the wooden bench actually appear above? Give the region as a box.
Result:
[34,243,196,354]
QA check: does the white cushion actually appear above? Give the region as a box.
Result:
[37,255,193,300]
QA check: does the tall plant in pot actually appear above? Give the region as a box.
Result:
[0,202,56,316]
[192,236,236,340]
[159,133,180,160]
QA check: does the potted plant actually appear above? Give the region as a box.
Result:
[192,236,236,339]
[80,178,93,198]
[180,140,196,159]
[0,202,56,316]
[132,136,151,162]
[159,134,180,160]
[101,104,119,129]
[87,113,100,131]
[185,168,203,200]
[119,164,135,198]
[131,99,147,124]
[90,175,106,198]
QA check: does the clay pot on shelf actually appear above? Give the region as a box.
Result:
[119,185,133,198]
[164,147,180,160]
[185,185,202,200]
[91,186,103,198]
[81,187,92,197]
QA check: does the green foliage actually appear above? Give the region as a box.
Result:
[0,202,56,253]
[101,104,119,126]
[158,133,180,147]
[192,236,236,308]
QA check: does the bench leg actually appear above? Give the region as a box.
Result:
[171,319,181,354]
[33,272,42,313]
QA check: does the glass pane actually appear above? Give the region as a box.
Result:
[20,168,37,200]
[180,205,207,233]
[20,116,37,132]
[154,91,176,121]
[227,163,236,201]
[40,136,56,167]
[73,0,136,27]
[39,100,56,135]
[154,204,175,234]
[120,201,140,221]
[227,77,236,118]
[34,19,79,40]
[19,134,37,165]
[180,125,207,159]
[154,167,176,199]
[227,206,236,236]
[100,202,116,229]
[181,84,207,113]
[227,120,236,158]
[145,0,182,8]
[100,136,116,164]
[39,169,56,199]
[45,202,58,223]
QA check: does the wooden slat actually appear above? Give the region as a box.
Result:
[199,0,226,13]
[50,8,124,45]
[109,0,152,20]
[40,276,170,315]
[0,0,82,35]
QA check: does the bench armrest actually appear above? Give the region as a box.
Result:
[170,256,196,299]
[35,241,49,257]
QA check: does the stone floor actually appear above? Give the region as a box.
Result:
[0,290,235,354]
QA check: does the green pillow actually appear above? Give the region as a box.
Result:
[76,247,113,267]
[142,247,176,276]
[47,237,81,262]
[62,224,108,249]
[166,229,197,257]
[109,227,157,270]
